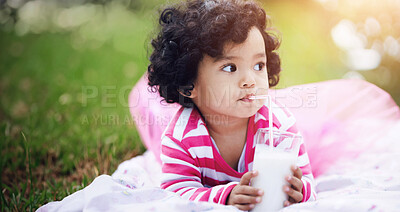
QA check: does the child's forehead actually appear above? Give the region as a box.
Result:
[219,27,265,57]
[221,42,244,56]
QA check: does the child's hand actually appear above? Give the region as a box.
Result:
[227,170,264,211]
[283,165,303,207]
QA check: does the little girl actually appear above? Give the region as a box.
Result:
[147,0,316,210]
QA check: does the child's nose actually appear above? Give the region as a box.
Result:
[239,71,256,88]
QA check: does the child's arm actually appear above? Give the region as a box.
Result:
[160,136,238,204]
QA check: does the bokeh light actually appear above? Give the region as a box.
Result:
[0,0,399,210]
[312,0,400,103]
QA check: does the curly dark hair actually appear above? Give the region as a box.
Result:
[147,0,281,108]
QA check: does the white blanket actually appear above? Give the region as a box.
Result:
[38,121,400,212]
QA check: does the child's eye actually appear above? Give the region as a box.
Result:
[254,62,265,71]
[222,64,237,73]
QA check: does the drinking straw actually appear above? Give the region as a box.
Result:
[268,95,273,151]
[249,94,274,149]
[249,95,269,100]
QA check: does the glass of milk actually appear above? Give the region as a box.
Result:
[251,128,302,212]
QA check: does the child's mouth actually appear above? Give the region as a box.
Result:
[241,98,254,102]
[240,94,255,102]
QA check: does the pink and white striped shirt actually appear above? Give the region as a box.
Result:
[160,101,316,205]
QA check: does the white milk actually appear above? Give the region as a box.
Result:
[251,144,296,212]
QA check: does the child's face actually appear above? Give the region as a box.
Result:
[190,26,269,119]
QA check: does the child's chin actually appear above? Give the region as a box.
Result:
[236,107,261,118]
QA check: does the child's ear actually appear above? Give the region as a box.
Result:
[189,87,197,98]
[178,84,197,98]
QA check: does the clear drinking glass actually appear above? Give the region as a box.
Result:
[251,128,302,212]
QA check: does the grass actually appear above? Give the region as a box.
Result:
[0,6,155,210]
[0,0,398,211]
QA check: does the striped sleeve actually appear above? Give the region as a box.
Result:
[160,135,238,204]
[296,136,317,202]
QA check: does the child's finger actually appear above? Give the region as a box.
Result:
[286,175,303,192]
[291,165,302,179]
[239,170,258,186]
[236,185,263,196]
[234,203,256,211]
[284,200,292,207]
[231,194,262,204]
[283,185,303,203]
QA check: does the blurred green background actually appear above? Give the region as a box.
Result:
[1,0,399,210]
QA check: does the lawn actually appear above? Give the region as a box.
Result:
[0,4,155,210]
[1,0,397,211]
